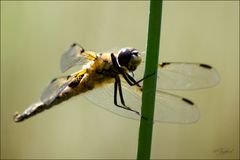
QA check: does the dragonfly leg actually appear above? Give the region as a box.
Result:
[110,53,154,88]
[114,76,139,115]
[114,77,118,106]
[126,72,155,86]
[116,75,126,106]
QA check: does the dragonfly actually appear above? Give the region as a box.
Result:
[14,43,220,123]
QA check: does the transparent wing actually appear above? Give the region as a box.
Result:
[157,62,220,90]
[84,82,141,120]
[60,43,96,72]
[40,76,73,105]
[134,61,220,90]
[154,90,199,123]
[84,80,199,123]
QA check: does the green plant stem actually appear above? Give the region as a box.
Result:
[137,1,163,159]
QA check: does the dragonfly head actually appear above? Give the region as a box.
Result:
[117,48,142,72]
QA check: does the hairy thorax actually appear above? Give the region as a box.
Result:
[74,53,117,93]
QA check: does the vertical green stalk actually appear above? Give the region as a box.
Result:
[137,0,163,159]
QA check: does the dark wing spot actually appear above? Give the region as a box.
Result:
[71,43,85,53]
[71,43,77,47]
[182,98,194,105]
[200,64,212,69]
[50,78,57,83]
[159,62,171,67]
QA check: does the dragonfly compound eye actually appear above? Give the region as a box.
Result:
[118,48,142,71]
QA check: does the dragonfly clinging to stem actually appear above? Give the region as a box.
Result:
[14,43,220,123]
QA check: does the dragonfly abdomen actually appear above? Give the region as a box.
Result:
[13,90,80,122]
[14,57,117,122]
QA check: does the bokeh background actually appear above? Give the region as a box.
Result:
[1,1,239,159]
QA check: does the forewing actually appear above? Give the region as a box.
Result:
[134,61,220,90]
[157,62,220,90]
[61,43,96,72]
[40,76,72,105]
[84,80,199,123]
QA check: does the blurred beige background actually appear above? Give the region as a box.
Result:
[1,1,239,159]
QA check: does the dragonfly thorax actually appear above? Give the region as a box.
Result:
[117,48,142,72]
